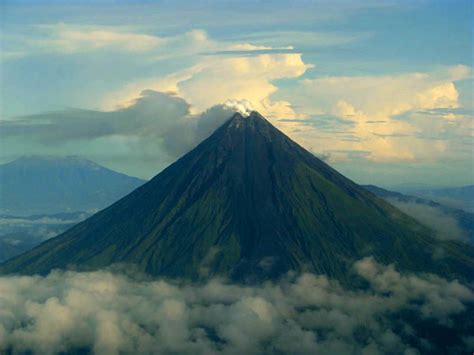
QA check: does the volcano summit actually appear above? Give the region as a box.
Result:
[1,112,473,283]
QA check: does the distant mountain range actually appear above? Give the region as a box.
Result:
[411,185,474,213]
[0,156,145,216]
[363,185,474,244]
[2,112,472,285]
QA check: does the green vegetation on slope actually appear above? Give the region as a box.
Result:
[1,112,473,285]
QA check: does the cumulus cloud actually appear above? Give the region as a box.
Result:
[179,54,310,118]
[0,258,472,354]
[3,20,472,171]
[280,65,472,162]
[100,65,467,171]
[15,27,312,122]
[0,91,252,171]
[298,67,470,119]
[2,22,471,171]
[105,53,311,120]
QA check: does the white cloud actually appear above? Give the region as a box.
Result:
[3,24,302,61]
[225,43,294,51]
[298,68,469,119]
[29,23,166,53]
[0,91,258,174]
[3,23,471,168]
[58,27,311,120]
[0,258,472,354]
[104,53,312,120]
[226,31,372,49]
[280,66,472,162]
[178,54,311,118]
[222,99,255,117]
[385,199,468,242]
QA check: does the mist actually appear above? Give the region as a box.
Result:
[386,199,469,242]
[1,257,472,354]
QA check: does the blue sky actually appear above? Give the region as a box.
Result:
[0,0,472,187]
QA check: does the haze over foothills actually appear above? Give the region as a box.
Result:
[1,0,473,188]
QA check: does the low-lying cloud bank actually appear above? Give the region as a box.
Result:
[387,199,470,242]
[1,258,473,354]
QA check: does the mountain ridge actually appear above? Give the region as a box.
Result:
[0,155,145,215]
[2,111,473,284]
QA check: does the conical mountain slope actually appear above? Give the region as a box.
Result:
[1,112,473,283]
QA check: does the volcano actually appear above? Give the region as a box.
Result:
[1,112,473,283]
[0,155,144,216]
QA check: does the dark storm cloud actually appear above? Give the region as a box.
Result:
[0,258,472,354]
